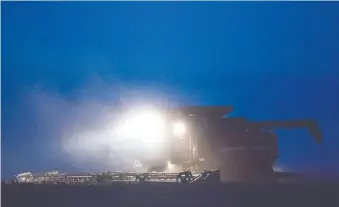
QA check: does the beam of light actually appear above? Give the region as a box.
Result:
[114,110,166,143]
[25,77,184,172]
[173,121,186,137]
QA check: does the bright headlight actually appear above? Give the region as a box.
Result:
[115,111,165,143]
[173,122,186,136]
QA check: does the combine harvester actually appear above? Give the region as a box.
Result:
[12,106,322,184]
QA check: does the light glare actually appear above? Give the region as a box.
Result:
[173,122,186,136]
[115,111,165,143]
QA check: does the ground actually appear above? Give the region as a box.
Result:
[2,182,338,207]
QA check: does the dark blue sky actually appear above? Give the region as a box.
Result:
[2,2,339,178]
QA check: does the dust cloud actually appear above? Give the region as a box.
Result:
[23,75,179,172]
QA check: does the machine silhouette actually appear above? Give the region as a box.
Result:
[167,106,322,182]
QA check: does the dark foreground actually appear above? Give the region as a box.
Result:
[2,182,339,207]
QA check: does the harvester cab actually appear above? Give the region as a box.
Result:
[166,106,323,182]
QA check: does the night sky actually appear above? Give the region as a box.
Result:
[2,2,339,179]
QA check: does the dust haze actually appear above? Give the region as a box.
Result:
[24,75,183,172]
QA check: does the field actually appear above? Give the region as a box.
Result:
[2,182,338,207]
